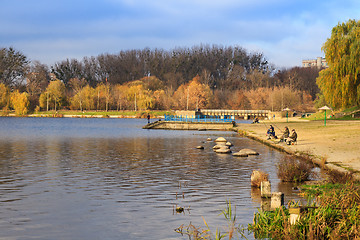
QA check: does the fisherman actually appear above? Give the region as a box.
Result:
[266,125,276,139]
[253,117,259,124]
[147,113,150,123]
[279,126,290,142]
[286,129,297,145]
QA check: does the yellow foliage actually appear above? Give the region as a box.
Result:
[318,19,360,109]
[173,75,212,110]
[11,90,29,115]
[0,83,10,109]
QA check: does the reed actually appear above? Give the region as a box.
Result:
[175,200,247,240]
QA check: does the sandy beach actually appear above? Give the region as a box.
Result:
[236,118,360,180]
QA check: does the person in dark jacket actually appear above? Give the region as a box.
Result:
[266,125,276,139]
[287,129,297,145]
[279,126,290,142]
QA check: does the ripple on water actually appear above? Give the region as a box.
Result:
[0,118,316,240]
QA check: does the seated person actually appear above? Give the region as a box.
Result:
[253,117,259,123]
[286,129,297,145]
[266,125,276,139]
[279,126,290,142]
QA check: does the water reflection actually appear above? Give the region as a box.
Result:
[0,117,312,239]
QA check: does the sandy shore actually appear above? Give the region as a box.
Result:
[236,118,360,180]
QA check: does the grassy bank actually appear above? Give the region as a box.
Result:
[249,181,360,239]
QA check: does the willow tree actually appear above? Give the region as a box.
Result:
[317,19,360,109]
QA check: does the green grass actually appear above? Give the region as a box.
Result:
[342,105,360,113]
[299,183,344,198]
[305,111,329,121]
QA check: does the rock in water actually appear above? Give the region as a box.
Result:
[251,170,269,187]
[232,152,248,157]
[215,147,231,154]
[215,137,227,142]
[239,148,259,155]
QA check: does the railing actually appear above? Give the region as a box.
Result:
[164,114,234,123]
[200,109,270,116]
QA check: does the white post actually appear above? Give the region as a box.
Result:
[261,181,271,198]
[271,192,284,209]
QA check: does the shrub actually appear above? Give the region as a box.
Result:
[277,155,313,182]
[326,169,353,184]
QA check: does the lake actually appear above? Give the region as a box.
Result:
[0,117,306,239]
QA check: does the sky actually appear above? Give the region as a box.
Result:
[1,0,359,68]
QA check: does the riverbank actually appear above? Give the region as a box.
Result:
[2,110,172,119]
[235,118,360,180]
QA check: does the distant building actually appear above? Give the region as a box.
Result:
[302,57,328,68]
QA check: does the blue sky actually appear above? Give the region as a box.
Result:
[1,0,359,68]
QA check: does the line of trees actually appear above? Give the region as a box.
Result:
[0,44,322,114]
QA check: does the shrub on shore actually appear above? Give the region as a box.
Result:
[277,155,313,182]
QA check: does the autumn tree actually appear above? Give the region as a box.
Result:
[69,78,87,111]
[245,88,270,110]
[113,84,129,110]
[317,19,360,109]
[95,83,112,111]
[81,85,96,110]
[11,90,29,115]
[152,89,169,110]
[0,83,10,109]
[226,90,250,109]
[41,80,66,111]
[173,75,212,110]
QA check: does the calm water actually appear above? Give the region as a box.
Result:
[0,117,305,239]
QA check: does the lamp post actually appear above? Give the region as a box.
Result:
[283,108,290,123]
[319,106,331,126]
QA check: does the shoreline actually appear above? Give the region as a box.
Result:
[235,118,360,181]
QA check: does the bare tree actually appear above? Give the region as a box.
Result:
[0,47,29,87]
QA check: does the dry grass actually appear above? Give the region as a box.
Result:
[277,155,314,182]
[326,169,353,183]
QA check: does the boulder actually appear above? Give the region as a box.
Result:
[225,141,233,147]
[213,145,221,149]
[251,170,269,187]
[239,148,259,155]
[215,147,232,154]
[232,152,248,157]
[215,137,227,142]
[206,137,212,141]
[196,146,204,149]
